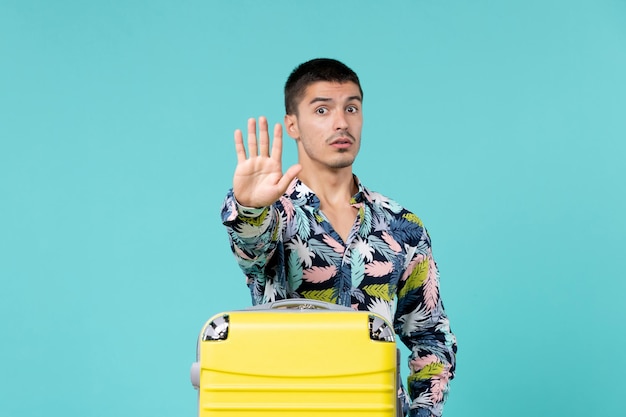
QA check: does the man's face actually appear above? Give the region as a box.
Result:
[285,81,363,171]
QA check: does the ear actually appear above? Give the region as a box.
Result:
[284,114,299,139]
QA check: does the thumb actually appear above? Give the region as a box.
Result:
[276,164,302,191]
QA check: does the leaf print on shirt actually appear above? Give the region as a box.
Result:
[279,196,295,222]
[390,217,424,245]
[437,316,457,347]
[402,212,424,227]
[286,236,315,268]
[410,354,440,374]
[412,391,435,409]
[368,235,400,261]
[365,261,394,278]
[423,253,440,310]
[233,244,253,261]
[235,217,273,238]
[358,204,373,237]
[382,231,402,253]
[302,265,337,283]
[367,297,393,324]
[363,284,392,301]
[430,366,452,404]
[263,279,285,302]
[287,250,303,291]
[308,239,342,265]
[410,355,451,404]
[300,288,337,303]
[311,216,327,236]
[351,287,366,303]
[351,248,365,287]
[335,261,352,307]
[238,207,269,227]
[370,191,402,215]
[402,254,424,281]
[371,212,388,232]
[399,256,429,298]
[322,234,345,254]
[294,206,312,241]
[410,362,445,382]
[353,237,375,262]
[284,213,298,241]
[396,302,430,335]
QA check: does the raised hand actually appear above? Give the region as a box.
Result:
[232,116,302,208]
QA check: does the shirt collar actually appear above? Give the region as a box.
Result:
[287,175,372,208]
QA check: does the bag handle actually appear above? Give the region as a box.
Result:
[246,299,353,311]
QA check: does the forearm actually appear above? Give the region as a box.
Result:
[404,315,456,417]
[395,234,457,416]
[222,190,287,304]
[221,189,279,260]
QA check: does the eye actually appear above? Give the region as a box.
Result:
[346,105,359,113]
[315,107,328,115]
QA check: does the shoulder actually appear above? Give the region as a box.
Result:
[364,186,417,219]
[363,186,428,245]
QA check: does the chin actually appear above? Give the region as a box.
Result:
[328,157,356,170]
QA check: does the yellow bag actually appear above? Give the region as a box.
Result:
[190,299,399,416]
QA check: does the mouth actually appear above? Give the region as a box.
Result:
[329,136,354,149]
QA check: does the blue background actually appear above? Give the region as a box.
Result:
[2,1,625,416]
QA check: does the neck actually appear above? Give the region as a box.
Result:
[298,168,357,207]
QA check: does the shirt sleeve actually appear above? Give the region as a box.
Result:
[394,228,457,417]
[220,189,285,305]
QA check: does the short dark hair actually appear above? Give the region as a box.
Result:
[284,58,363,115]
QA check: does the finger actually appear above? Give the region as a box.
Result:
[247,118,258,157]
[258,116,270,157]
[277,163,302,191]
[270,123,283,162]
[234,129,247,163]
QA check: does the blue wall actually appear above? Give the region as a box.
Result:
[2,1,625,416]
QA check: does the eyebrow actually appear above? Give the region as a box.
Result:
[308,95,362,105]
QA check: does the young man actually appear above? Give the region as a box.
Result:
[221,58,457,417]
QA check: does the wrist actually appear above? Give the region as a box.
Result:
[235,200,268,218]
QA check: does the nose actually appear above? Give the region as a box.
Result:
[334,111,348,131]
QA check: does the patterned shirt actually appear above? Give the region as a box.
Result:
[221,177,457,417]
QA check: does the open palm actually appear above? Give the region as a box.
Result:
[233,117,301,208]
